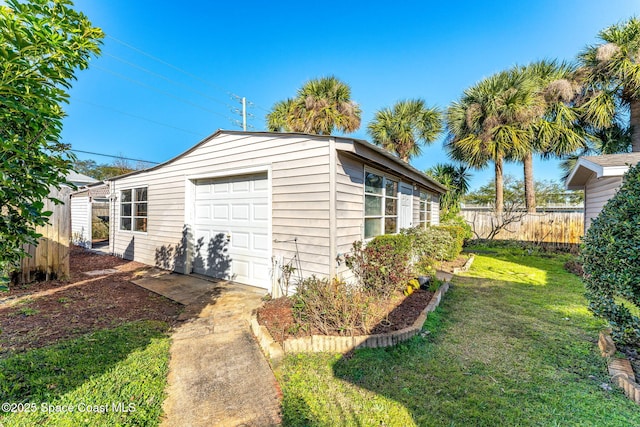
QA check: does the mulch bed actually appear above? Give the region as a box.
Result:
[257,289,434,344]
[0,246,183,355]
[439,254,471,273]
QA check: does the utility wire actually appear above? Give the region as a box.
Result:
[93,65,234,120]
[106,35,273,115]
[70,149,160,164]
[75,98,204,136]
[104,52,231,107]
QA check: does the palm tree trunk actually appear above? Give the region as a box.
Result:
[495,157,504,214]
[631,100,640,152]
[523,152,536,213]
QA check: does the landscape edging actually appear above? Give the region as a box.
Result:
[251,281,451,363]
[598,329,640,404]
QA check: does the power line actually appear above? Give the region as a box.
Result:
[105,35,272,117]
[70,149,160,164]
[75,98,204,136]
[104,52,231,107]
[93,65,234,120]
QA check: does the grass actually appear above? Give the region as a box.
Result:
[0,320,171,427]
[276,243,640,426]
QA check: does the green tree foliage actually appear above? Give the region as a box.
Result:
[73,158,146,180]
[464,175,583,207]
[0,0,103,287]
[582,163,640,344]
[266,76,361,135]
[367,99,442,162]
[426,163,471,216]
[579,17,640,152]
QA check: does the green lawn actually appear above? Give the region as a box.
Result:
[276,244,640,426]
[0,320,171,427]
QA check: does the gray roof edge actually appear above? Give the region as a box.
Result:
[107,130,448,193]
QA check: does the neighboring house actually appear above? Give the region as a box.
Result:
[566,152,640,230]
[71,182,110,248]
[107,130,446,293]
[66,171,98,188]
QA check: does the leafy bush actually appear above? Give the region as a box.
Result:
[292,276,383,336]
[441,214,473,241]
[345,235,414,299]
[582,163,640,345]
[401,226,455,262]
[435,225,465,260]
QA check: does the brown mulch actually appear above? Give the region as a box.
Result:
[257,289,434,344]
[564,260,584,277]
[0,246,183,355]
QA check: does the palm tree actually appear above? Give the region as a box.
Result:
[516,60,585,212]
[579,17,640,152]
[446,70,535,213]
[426,163,471,217]
[266,98,294,132]
[367,99,442,162]
[265,76,361,135]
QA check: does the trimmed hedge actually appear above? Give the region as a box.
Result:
[582,162,640,345]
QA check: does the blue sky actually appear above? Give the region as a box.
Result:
[64,0,638,190]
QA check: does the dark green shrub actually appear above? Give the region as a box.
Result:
[401,226,455,262]
[345,235,414,299]
[292,276,383,336]
[435,225,465,260]
[582,163,640,345]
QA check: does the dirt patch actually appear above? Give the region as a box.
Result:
[257,289,434,344]
[564,260,584,277]
[439,254,470,273]
[0,246,183,355]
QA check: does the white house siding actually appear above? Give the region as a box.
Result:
[110,133,332,281]
[335,153,365,280]
[71,195,91,248]
[584,175,623,230]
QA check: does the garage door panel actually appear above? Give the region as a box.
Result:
[253,204,269,221]
[193,173,270,289]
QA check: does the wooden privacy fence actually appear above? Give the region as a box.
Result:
[461,210,584,246]
[20,186,71,283]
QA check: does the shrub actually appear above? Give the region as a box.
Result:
[292,276,383,336]
[401,226,455,262]
[441,214,473,241]
[582,163,640,345]
[345,235,413,299]
[434,225,465,260]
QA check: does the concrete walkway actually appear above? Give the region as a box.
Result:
[138,276,282,426]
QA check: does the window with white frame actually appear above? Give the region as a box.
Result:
[364,171,399,239]
[120,187,148,232]
[419,190,433,228]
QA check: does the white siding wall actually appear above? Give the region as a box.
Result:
[71,195,91,248]
[335,153,364,280]
[110,133,332,279]
[584,175,623,230]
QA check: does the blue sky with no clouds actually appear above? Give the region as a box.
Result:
[64,0,638,189]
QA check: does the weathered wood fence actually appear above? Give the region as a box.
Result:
[461,210,584,246]
[20,186,71,283]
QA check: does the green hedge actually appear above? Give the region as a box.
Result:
[582,163,640,345]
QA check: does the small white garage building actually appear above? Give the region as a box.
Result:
[108,130,446,293]
[566,152,640,230]
[71,182,110,248]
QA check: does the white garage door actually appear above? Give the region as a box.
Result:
[192,173,270,289]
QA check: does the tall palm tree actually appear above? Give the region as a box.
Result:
[265,76,361,135]
[266,98,294,132]
[446,70,535,213]
[368,99,442,162]
[516,60,585,212]
[426,163,471,216]
[579,17,640,152]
